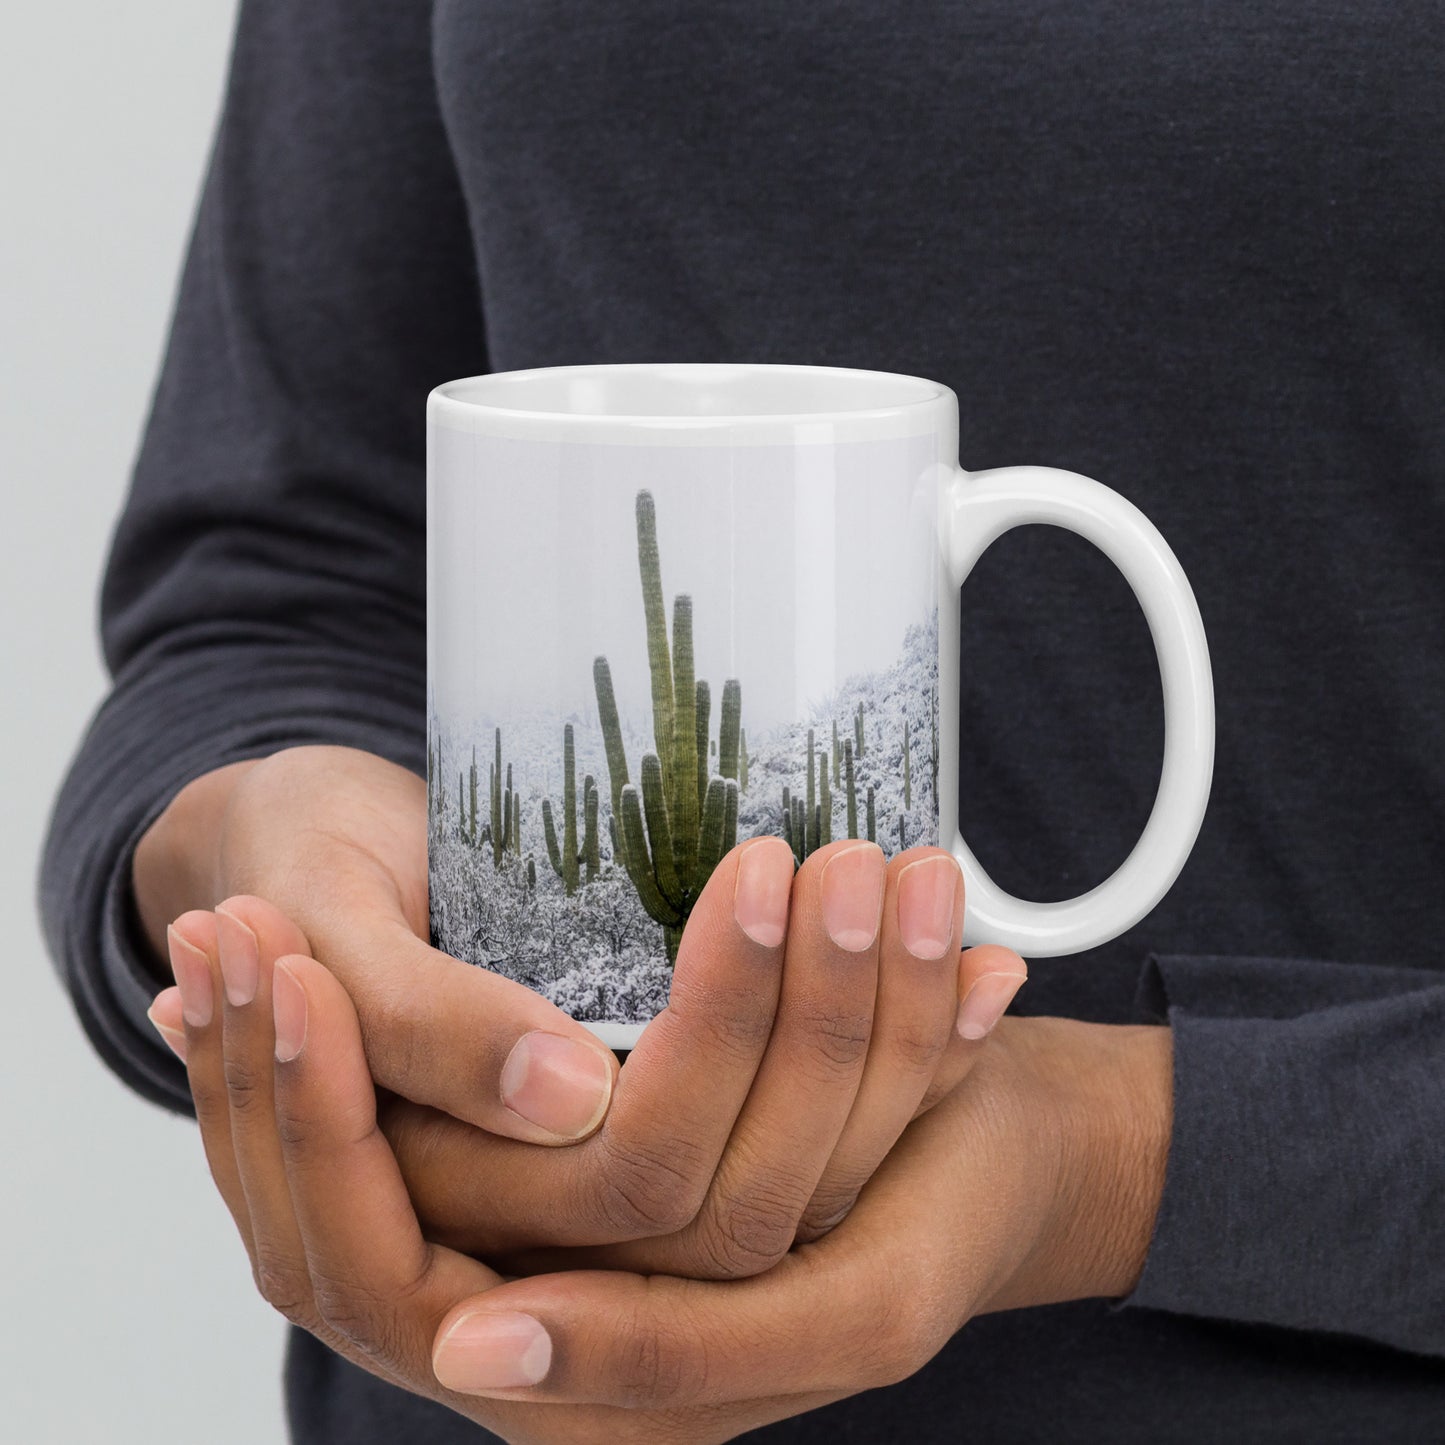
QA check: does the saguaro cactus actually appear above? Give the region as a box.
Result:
[903,718,911,810]
[845,738,858,839]
[542,723,581,894]
[593,490,742,962]
[866,785,876,843]
[854,702,866,759]
[739,728,749,793]
[832,719,840,787]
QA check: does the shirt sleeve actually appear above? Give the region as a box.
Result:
[1117,952,1445,1359]
[36,0,485,1117]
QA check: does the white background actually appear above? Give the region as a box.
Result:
[0,6,288,1441]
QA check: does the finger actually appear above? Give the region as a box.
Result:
[211,898,323,1324]
[794,847,963,1242]
[383,838,796,1253]
[675,839,884,1276]
[309,895,620,1147]
[426,1243,910,1409]
[910,944,1028,1118]
[163,911,257,1256]
[269,951,508,1387]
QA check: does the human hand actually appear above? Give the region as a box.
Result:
[146,938,1167,1445]
[150,831,1026,1278]
[134,745,623,1145]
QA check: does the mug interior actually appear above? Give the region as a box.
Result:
[434,362,945,422]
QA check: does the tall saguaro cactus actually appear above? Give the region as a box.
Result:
[594,489,742,963]
[844,738,859,839]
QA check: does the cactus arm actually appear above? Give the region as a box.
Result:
[542,798,564,878]
[593,655,630,868]
[640,753,683,908]
[695,677,710,818]
[695,776,729,886]
[620,784,680,924]
[670,595,699,887]
[719,679,741,780]
[584,777,600,882]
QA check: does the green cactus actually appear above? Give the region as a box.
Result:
[832,718,840,787]
[845,738,858,839]
[637,489,674,782]
[739,728,749,792]
[866,785,876,843]
[898,812,907,850]
[526,855,537,892]
[805,728,817,855]
[854,701,866,759]
[818,744,831,846]
[457,770,465,841]
[542,723,582,894]
[695,678,710,818]
[592,490,742,964]
[720,680,741,782]
[510,786,521,856]
[584,772,600,881]
[488,728,507,865]
[469,748,479,845]
[593,656,630,868]
[903,719,912,810]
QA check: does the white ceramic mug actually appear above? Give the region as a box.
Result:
[427,362,1214,1049]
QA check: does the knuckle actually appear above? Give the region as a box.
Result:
[222,1052,270,1118]
[888,1015,950,1076]
[593,1133,708,1237]
[794,1005,873,1078]
[793,1187,860,1245]
[253,1250,318,1331]
[693,1188,797,1279]
[310,1268,398,1361]
[866,1267,950,1386]
[670,976,776,1065]
[611,1305,707,1409]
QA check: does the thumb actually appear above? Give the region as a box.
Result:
[300,901,622,1147]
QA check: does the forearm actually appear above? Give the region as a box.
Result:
[132,758,259,969]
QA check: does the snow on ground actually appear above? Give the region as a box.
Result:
[428,610,939,1022]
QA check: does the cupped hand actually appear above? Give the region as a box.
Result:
[151,827,1026,1279]
[145,932,1164,1445]
[134,745,622,1145]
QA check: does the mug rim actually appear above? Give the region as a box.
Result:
[429,362,949,428]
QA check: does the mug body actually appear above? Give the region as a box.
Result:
[427,363,958,1049]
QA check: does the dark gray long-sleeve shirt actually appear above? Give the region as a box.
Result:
[38,2,1445,1440]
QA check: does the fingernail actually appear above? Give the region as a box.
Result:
[957,972,1025,1040]
[501,1032,614,1139]
[147,990,188,1063]
[433,1310,552,1392]
[896,855,961,960]
[272,961,308,1062]
[820,843,885,951]
[167,925,214,1028]
[733,837,791,947]
[215,906,260,1007]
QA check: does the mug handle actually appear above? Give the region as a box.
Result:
[943,464,1215,956]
